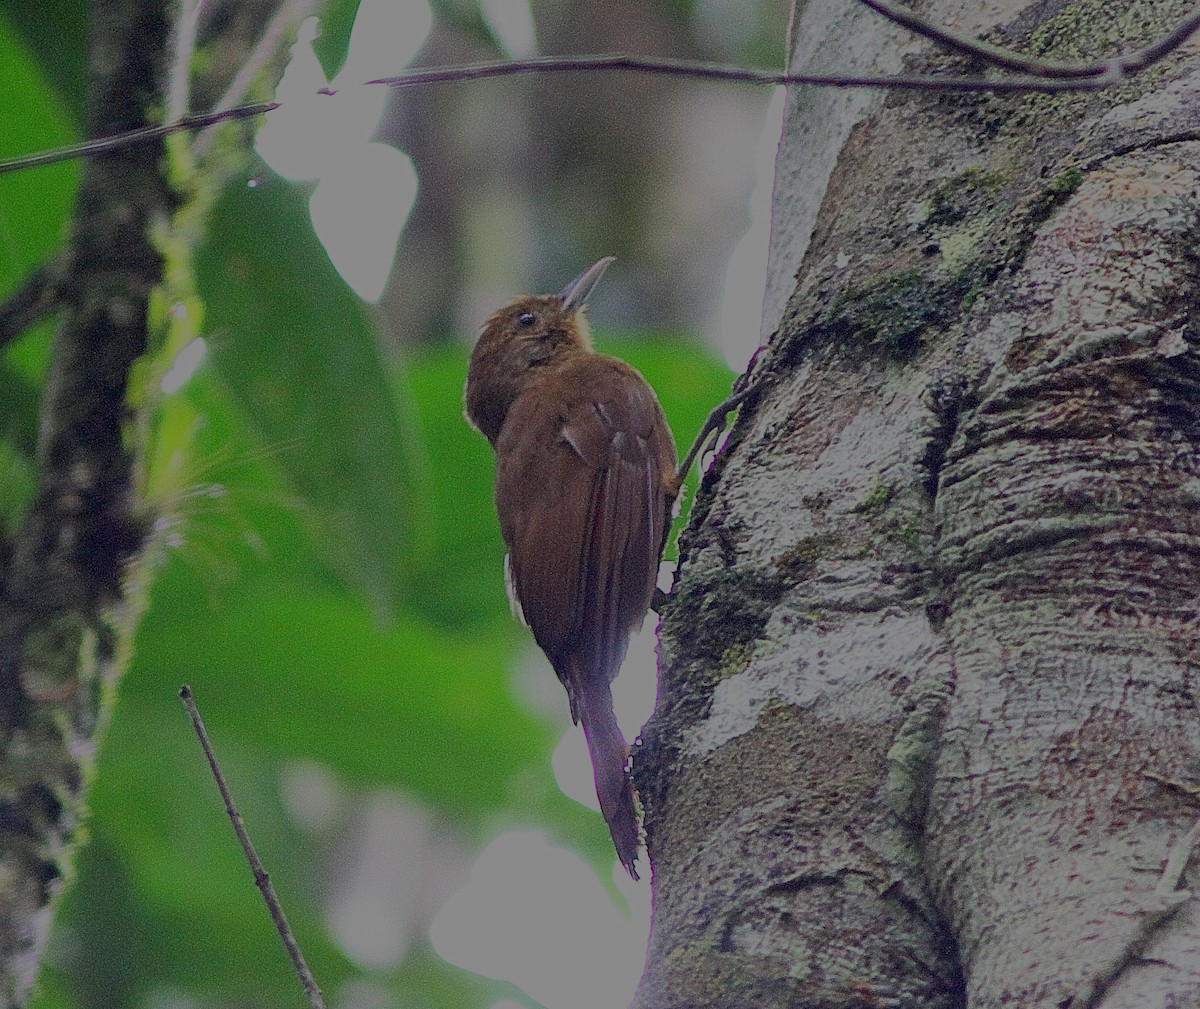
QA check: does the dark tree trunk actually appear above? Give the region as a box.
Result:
[0,3,170,1001]
[0,1,302,1001]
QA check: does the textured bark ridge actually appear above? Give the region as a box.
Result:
[636,1,1200,1007]
[0,4,170,1002]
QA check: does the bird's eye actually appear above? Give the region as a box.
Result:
[517,311,536,327]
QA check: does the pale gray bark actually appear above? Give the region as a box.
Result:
[636,1,1200,1007]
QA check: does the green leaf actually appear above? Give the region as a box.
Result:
[0,365,38,456]
[312,0,363,78]
[195,169,424,617]
[130,579,549,811]
[0,435,35,537]
[0,14,80,300]
[0,2,85,122]
[398,347,510,628]
[145,366,328,585]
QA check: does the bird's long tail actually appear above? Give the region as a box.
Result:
[573,663,641,879]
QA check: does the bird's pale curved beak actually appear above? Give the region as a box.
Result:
[559,256,615,313]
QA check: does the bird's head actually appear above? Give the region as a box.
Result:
[465,257,614,443]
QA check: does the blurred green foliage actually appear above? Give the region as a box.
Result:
[0,3,738,1008]
[196,174,425,617]
[0,12,79,297]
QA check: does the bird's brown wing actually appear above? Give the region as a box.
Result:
[494,358,677,703]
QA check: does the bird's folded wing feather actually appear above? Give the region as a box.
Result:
[494,363,674,702]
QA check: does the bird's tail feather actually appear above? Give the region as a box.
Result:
[575,669,641,879]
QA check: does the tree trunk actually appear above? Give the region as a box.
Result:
[0,2,299,1002]
[635,1,1200,1006]
[0,4,170,1002]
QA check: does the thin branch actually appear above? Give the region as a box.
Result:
[1068,776,1200,1009]
[1154,817,1200,898]
[854,0,1200,80]
[360,52,1150,92]
[1127,10,1200,75]
[0,103,276,175]
[1064,825,1195,1009]
[0,262,60,353]
[168,0,206,123]
[859,0,1156,78]
[855,0,1086,77]
[179,686,327,1009]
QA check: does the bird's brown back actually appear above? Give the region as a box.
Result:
[494,353,677,694]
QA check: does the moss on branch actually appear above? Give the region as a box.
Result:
[0,2,172,1000]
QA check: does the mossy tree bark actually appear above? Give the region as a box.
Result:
[636,1,1200,1007]
[0,1,299,1002]
[0,3,171,1002]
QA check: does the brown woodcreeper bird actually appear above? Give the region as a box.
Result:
[465,258,679,877]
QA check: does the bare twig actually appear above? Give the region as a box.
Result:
[1130,11,1200,76]
[1154,818,1200,898]
[1064,832,1195,1009]
[179,686,327,1009]
[0,103,276,175]
[360,50,1181,93]
[0,262,60,352]
[1144,770,1200,802]
[855,0,1200,81]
